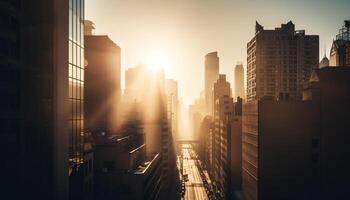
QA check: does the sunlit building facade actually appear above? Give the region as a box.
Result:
[247,21,319,101]
[234,64,245,99]
[205,52,219,115]
[69,0,85,173]
[329,20,350,67]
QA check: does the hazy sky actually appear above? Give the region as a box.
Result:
[86,0,350,106]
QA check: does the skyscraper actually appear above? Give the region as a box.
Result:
[234,63,245,99]
[212,74,232,198]
[247,21,319,101]
[84,21,121,135]
[0,0,85,199]
[204,52,219,115]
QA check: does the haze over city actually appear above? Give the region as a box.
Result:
[86,0,350,106]
[1,1,350,200]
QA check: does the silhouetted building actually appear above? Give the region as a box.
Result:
[84,23,121,136]
[329,20,350,67]
[93,132,162,200]
[205,52,219,115]
[229,97,243,198]
[247,21,319,101]
[0,1,22,198]
[234,63,245,99]
[242,67,350,200]
[1,0,85,199]
[165,79,179,141]
[303,66,350,199]
[198,116,214,172]
[242,99,318,200]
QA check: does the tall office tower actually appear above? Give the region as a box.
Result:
[165,79,179,141]
[329,20,350,66]
[213,95,234,199]
[123,65,147,103]
[204,52,219,115]
[121,66,178,198]
[211,74,232,198]
[213,74,231,101]
[198,116,214,172]
[234,63,245,99]
[229,97,243,198]
[0,0,84,199]
[247,21,319,102]
[84,21,121,135]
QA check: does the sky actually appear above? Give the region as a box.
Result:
[85,0,350,107]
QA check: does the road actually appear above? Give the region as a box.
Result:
[180,144,209,200]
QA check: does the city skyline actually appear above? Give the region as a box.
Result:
[86,0,350,106]
[2,1,350,200]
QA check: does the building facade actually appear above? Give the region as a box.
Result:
[84,22,121,136]
[0,0,85,199]
[329,20,350,67]
[247,21,319,101]
[204,52,219,115]
[234,63,245,99]
[242,99,318,200]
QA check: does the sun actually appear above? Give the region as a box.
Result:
[143,49,170,72]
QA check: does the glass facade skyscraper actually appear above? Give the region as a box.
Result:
[69,0,85,173]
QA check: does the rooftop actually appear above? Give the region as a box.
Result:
[133,153,160,175]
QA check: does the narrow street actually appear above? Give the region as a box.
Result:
[178,143,216,200]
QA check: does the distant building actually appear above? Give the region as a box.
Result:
[205,52,219,115]
[84,23,121,135]
[213,95,234,199]
[121,66,178,199]
[329,20,350,67]
[234,64,245,99]
[319,54,329,68]
[165,79,179,141]
[198,116,214,172]
[247,21,319,101]
[214,74,232,102]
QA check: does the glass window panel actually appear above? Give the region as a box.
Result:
[81,23,84,46]
[69,41,72,63]
[72,45,76,66]
[72,66,76,79]
[69,8,73,40]
[69,78,73,98]
[73,80,77,98]
[81,69,84,81]
[77,49,80,69]
[69,64,73,78]
[69,99,73,119]
[73,12,77,42]
[81,48,84,68]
